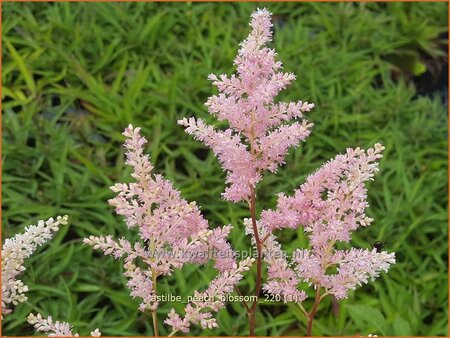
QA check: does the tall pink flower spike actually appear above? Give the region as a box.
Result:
[179,8,314,203]
[84,125,253,334]
[260,144,396,301]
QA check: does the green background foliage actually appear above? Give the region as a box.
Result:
[2,2,448,336]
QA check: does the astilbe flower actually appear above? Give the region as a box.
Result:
[179,8,314,203]
[2,215,68,315]
[165,257,254,335]
[244,217,306,304]
[178,7,396,335]
[84,125,250,333]
[27,313,101,337]
[260,144,395,301]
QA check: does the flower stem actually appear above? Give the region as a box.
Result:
[151,309,159,337]
[150,239,159,337]
[306,287,321,336]
[248,186,263,336]
[298,303,309,318]
[235,286,251,313]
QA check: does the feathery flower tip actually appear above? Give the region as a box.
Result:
[2,216,68,314]
[179,8,315,203]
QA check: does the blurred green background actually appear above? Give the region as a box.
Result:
[2,2,448,336]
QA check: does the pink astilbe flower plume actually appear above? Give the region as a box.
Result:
[84,125,250,333]
[260,144,395,301]
[294,247,396,300]
[179,8,314,203]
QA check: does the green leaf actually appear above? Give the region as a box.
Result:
[4,38,36,95]
[393,315,413,336]
[347,304,388,336]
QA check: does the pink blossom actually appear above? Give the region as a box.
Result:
[27,313,101,337]
[256,121,312,172]
[2,216,68,314]
[179,8,314,203]
[261,144,385,248]
[292,248,396,300]
[123,261,158,311]
[165,258,254,335]
[165,310,190,334]
[260,143,395,300]
[84,125,243,331]
[178,117,259,203]
[244,219,306,304]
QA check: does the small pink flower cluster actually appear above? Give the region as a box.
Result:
[27,313,101,337]
[165,257,254,335]
[244,218,307,304]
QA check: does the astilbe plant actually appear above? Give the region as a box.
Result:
[84,125,254,336]
[179,7,395,336]
[14,7,395,337]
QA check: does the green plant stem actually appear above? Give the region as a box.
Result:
[150,239,159,337]
[235,285,251,313]
[248,186,263,336]
[151,309,159,337]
